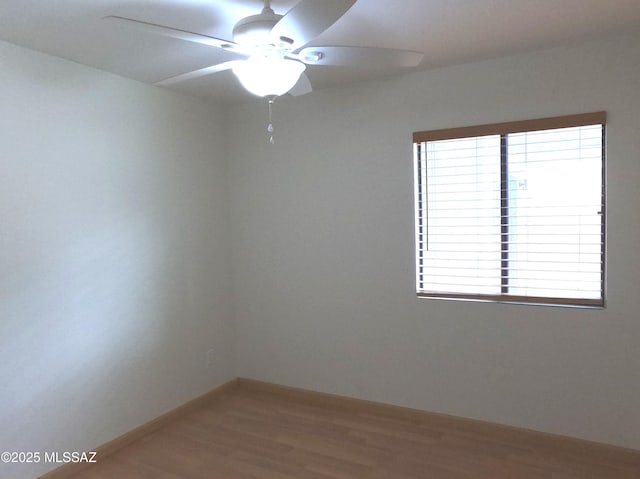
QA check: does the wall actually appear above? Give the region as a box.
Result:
[228,30,640,449]
[0,41,234,479]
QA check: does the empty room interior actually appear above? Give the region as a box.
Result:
[1,1,640,478]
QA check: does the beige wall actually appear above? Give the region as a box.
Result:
[228,30,640,450]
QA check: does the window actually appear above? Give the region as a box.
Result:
[413,112,606,307]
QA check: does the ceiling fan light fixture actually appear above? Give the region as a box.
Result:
[232,56,306,97]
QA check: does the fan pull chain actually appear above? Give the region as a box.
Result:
[267,97,275,144]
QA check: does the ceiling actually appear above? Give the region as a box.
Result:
[1,0,640,105]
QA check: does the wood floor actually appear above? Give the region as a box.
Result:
[63,379,640,479]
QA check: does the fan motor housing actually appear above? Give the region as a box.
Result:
[232,12,283,46]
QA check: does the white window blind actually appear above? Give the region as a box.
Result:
[413,113,605,307]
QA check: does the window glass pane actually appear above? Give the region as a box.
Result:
[506,125,603,299]
[420,135,502,295]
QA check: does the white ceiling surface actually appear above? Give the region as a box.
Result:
[1,0,640,104]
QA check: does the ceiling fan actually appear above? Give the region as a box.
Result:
[104,0,424,98]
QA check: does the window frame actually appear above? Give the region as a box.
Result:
[413,112,607,308]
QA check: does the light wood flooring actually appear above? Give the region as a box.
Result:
[64,379,640,479]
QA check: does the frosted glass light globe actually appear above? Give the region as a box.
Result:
[233,56,306,97]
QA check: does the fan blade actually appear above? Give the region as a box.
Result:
[155,61,243,86]
[270,0,357,49]
[288,73,312,96]
[298,46,424,68]
[103,15,247,54]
